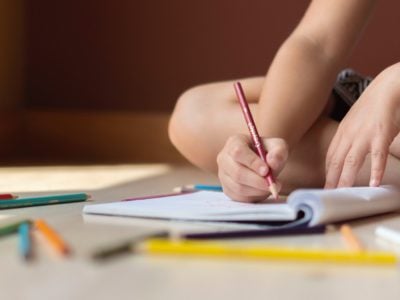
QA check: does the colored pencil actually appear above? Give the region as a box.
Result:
[140,239,397,265]
[340,224,364,252]
[0,220,32,238]
[234,82,279,199]
[122,191,193,202]
[34,219,71,256]
[173,184,223,193]
[92,231,169,261]
[0,193,89,209]
[0,193,17,200]
[18,222,33,261]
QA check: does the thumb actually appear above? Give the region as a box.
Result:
[263,138,289,174]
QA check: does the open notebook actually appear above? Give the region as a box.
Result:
[83,185,400,227]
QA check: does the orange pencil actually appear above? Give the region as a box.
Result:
[34,219,71,256]
[340,224,364,252]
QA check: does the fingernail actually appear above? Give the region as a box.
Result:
[259,166,267,176]
[369,179,379,187]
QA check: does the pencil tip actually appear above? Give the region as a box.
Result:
[269,184,279,200]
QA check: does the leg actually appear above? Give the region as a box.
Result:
[169,77,265,173]
[169,79,400,193]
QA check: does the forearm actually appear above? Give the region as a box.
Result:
[256,35,340,147]
[256,0,376,148]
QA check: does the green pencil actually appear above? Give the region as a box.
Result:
[0,193,89,209]
[0,220,32,238]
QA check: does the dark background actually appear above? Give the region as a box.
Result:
[26,0,400,112]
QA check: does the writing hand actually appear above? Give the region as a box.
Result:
[217,134,288,202]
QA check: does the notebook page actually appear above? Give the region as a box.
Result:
[83,191,297,222]
[288,185,400,226]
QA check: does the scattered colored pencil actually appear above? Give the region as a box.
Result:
[0,220,32,238]
[18,222,33,261]
[34,219,71,256]
[140,239,397,266]
[0,193,17,200]
[173,184,223,193]
[340,224,364,252]
[0,193,89,209]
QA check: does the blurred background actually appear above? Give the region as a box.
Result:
[1,0,400,164]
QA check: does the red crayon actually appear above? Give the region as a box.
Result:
[0,194,17,200]
[234,82,279,200]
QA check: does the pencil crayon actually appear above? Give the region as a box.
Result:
[0,193,89,209]
[0,194,17,200]
[234,82,279,199]
[140,239,397,266]
[18,222,33,261]
[34,219,71,256]
[0,220,32,238]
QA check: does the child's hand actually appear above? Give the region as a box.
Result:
[217,134,288,202]
[325,63,400,188]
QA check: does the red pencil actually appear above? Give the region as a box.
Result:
[233,82,279,200]
[0,194,17,200]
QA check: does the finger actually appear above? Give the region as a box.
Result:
[325,129,343,173]
[369,141,389,187]
[227,136,269,177]
[222,172,271,203]
[337,145,368,187]
[264,138,289,173]
[325,141,350,189]
[218,153,269,191]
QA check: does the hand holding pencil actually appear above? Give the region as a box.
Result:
[216,82,288,202]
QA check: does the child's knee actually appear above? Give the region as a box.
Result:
[168,85,208,154]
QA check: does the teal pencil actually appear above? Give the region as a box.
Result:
[18,222,32,261]
[0,193,89,209]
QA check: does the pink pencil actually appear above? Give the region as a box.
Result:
[233,82,279,200]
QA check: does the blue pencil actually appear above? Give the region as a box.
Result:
[193,184,223,191]
[18,222,32,261]
[174,184,223,193]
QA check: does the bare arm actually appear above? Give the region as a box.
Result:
[257,0,376,147]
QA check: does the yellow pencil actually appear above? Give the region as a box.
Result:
[34,219,71,256]
[340,224,364,252]
[140,239,397,266]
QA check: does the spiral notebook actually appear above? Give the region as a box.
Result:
[83,185,400,227]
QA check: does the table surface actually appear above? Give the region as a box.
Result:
[1,164,400,300]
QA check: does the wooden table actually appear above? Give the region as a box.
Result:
[1,164,400,300]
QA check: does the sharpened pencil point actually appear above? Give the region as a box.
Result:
[269,183,279,200]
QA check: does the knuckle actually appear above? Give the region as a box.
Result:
[344,155,359,168]
[230,167,243,182]
[329,159,342,171]
[226,135,238,146]
[230,145,244,160]
[248,155,261,170]
[371,150,386,161]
